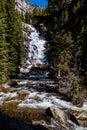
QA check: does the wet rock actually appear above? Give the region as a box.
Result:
[57,89,83,105]
[68,112,79,125]
[69,110,87,127]
[8,81,18,87]
[17,89,29,96]
[0,83,10,92]
[27,80,34,85]
[71,97,83,107]
[50,118,69,130]
[0,83,10,89]
[9,87,17,92]
[46,106,69,128]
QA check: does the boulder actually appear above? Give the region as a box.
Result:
[69,110,87,127]
[27,80,34,85]
[8,81,18,87]
[17,89,29,96]
[1,83,10,89]
[46,106,69,129]
[0,83,10,92]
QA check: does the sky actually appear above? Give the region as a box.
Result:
[27,0,48,8]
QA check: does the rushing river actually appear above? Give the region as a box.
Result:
[20,24,87,130]
[0,24,87,130]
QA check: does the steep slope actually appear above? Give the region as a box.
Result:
[15,0,42,14]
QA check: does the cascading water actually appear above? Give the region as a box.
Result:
[0,24,86,130]
[20,24,47,73]
[19,24,87,130]
[28,25,46,65]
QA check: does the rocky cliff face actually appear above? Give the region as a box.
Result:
[15,0,42,14]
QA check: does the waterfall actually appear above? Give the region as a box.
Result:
[13,24,87,130]
[20,24,46,73]
[28,25,46,65]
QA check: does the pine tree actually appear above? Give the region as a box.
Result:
[45,0,72,77]
[45,0,87,84]
[6,0,24,78]
[69,0,87,82]
[0,0,9,82]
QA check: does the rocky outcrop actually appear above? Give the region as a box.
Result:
[22,22,33,43]
[15,0,42,15]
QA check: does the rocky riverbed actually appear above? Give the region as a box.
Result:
[0,24,87,130]
[0,66,87,130]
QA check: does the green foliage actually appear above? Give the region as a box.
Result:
[0,0,24,82]
[44,0,87,84]
[0,0,9,82]
[71,75,79,94]
[44,0,72,77]
[25,8,45,25]
[5,0,24,78]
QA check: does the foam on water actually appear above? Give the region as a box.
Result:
[20,24,46,73]
[28,25,46,65]
[0,91,86,130]
[0,92,18,102]
[18,91,87,111]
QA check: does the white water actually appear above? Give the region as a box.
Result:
[28,25,46,65]
[20,24,46,73]
[18,91,87,111]
[0,24,87,130]
[0,90,87,129]
[0,90,87,111]
[19,24,87,130]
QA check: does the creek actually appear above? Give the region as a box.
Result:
[0,24,87,130]
[19,24,87,130]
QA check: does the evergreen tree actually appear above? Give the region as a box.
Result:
[45,0,72,77]
[44,0,87,84]
[0,0,24,82]
[0,0,9,82]
[69,0,87,82]
[6,0,24,78]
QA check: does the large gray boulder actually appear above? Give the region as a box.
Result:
[46,106,69,130]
